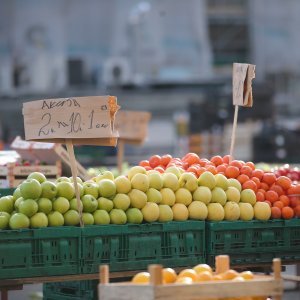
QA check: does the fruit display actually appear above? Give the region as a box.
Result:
[0,153,299,229]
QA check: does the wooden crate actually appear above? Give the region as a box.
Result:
[0,161,62,188]
[98,256,283,300]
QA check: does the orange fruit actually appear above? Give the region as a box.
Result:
[193,263,213,275]
[245,161,255,170]
[242,180,257,192]
[232,276,245,282]
[240,166,253,177]
[216,164,227,173]
[273,201,284,209]
[294,205,300,217]
[256,191,265,202]
[270,184,284,196]
[252,169,264,180]
[276,176,292,190]
[279,195,290,207]
[230,160,243,169]
[223,155,232,164]
[251,177,261,189]
[132,272,150,284]
[213,274,223,281]
[225,166,240,178]
[196,271,213,282]
[271,207,282,219]
[240,271,254,280]
[162,268,177,284]
[175,276,193,284]
[178,269,198,282]
[220,269,239,280]
[210,155,223,166]
[262,173,276,185]
[282,206,294,219]
[237,174,250,184]
[260,182,269,191]
[265,190,278,203]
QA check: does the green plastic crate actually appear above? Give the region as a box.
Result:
[43,280,97,300]
[0,227,81,279]
[81,221,205,274]
[0,188,14,197]
[206,219,300,266]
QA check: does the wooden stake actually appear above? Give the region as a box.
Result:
[117,140,125,175]
[148,264,163,285]
[215,255,230,274]
[100,265,109,284]
[273,258,282,300]
[66,140,83,227]
[229,105,239,162]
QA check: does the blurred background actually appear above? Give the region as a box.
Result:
[1,0,300,167]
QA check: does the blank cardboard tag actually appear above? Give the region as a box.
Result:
[114,110,151,144]
[233,63,256,107]
[23,96,119,146]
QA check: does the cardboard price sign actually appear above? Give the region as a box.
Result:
[115,110,151,143]
[23,96,119,146]
[232,63,256,107]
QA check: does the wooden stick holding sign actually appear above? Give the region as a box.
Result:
[115,110,151,174]
[23,96,120,226]
[230,63,256,161]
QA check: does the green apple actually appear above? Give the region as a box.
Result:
[127,166,146,181]
[77,183,84,197]
[193,186,212,205]
[82,194,98,213]
[56,176,71,183]
[160,188,176,206]
[20,179,42,199]
[239,203,254,221]
[207,203,225,221]
[64,210,80,226]
[30,212,48,228]
[0,212,10,229]
[28,172,47,183]
[97,197,114,212]
[211,187,227,206]
[188,201,208,220]
[94,171,114,182]
[224,201,240,221]
[114,175,131,194]
[37,198,53,214]
[126,208,143,224]
[110,209,127,224]
[131,173,149,192]
[40,181,57,200]
[198,172,216,190]
[128,189,147,209]
[240,189,256,206]
[227,179,242,192]
[69,198,83,212]
[94,209,110,225]
[14,197,24,209]
[83,182,99,198]
[165,166,181,178]
[148,172,163,190]
[113,194,130,211]
[158,205,173,222]
[18,199,38,217]
[69,176,83,184]
[9,213,30,229]
[175,188,192,206]
[254,202,271,221]
[162,173,179,191]
[178,173,198,192]
[98,179,116,198]
[53,197,70,214]
[214,174,228,190]
[48,211,64,226]
[172,203,189,221]
[141,202,159,222]
[146,188,162,204]
[56,181,75,200]
[226,187,241,203]
[0,196,14,213]
[13,188,21,202]
[82,212,94,225]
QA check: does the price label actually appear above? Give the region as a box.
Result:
[115,110,151,144]
[233,63,256,107]
[23,96,119,145]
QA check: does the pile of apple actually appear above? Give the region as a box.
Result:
[140,153,300,220]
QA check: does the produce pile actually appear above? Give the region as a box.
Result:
[0,153,299,229]
[132,263,270,300]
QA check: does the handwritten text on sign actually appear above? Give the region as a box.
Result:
[232,63,256,107]
[115,111,151,142]
[23,96,119,142]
